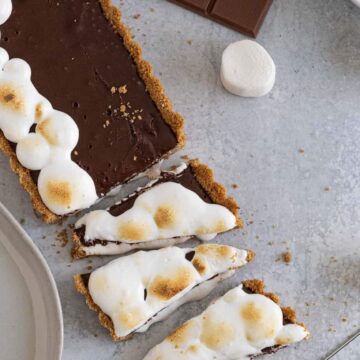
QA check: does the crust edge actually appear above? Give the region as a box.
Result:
[189,159,243,228]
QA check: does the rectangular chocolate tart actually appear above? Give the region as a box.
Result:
[169,0,273,37]
[0,0,185,223]
[74,244,255,341]
[143,279,309,359]
[72,160,243,259]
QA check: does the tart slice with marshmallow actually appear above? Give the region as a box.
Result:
[74,244,254,341]
[144,279,309,360]
[72,160,243,259]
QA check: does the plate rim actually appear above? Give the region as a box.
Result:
[0,202,63,360]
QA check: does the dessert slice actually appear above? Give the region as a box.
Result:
[144,279,309,360]
[74,244,254,341]
[0,0,185,223]
[72,160,243,259]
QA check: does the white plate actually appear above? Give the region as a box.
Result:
[0,203,63,360]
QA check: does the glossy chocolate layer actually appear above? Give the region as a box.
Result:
[0,0,178,195]
[75,166,212,246]
[169,0,273,37]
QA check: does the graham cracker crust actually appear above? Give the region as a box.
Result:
[0,0,185,223]
[71,159,243,260]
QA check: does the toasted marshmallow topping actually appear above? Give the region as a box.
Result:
[88,244,249,338]
[0,0,12,25]
[76,182,236,243]
[0,48,97,214]
[144,285,309,360]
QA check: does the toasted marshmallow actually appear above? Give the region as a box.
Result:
[38,161,97,215]
[144,284,309,360]
[221,40,276,98]
[0,0,12,25]
[86,244,251,339]
[0,47,98,215]
[16,133,51,170]
[76,182,237,243]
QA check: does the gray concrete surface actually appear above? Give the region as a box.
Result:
[0,0,359,359]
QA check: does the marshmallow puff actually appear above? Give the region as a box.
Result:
[221,40,276,97]
[38,161,98,215]
[74,244,254,340]
[144,280,309,360]
[0,0,12,25]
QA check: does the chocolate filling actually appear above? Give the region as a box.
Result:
[1,0,178,196]
[76,166,213,246]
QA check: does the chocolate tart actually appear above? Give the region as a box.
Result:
[72,159,243,259]
[73,245,255,341]
[0,0,185,223]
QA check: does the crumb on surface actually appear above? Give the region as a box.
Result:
[187,39,192,45]
[267,241,274,246]
[231,183,238,189]
[282,251,292,264]
[180,154,189,160]
[324,186,331,192]
[56,229,69,247]
[298,148,305,154]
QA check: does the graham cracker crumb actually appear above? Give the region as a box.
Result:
[282,251,292,264]
[231,183,238,189]
[324,186,331,192]
[56,229,69,248]
[132,14,141,20]
[180,155,189,160]
[111,86,116,94]
[120,104,126,112]
[119,85,128,94]
[298,148,305,154]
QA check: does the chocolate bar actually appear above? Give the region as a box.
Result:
[169,0,273,37]
[0,0,185,222]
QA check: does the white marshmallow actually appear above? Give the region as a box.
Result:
[38,161,98,215]
[87,245,250,338]
[144,284,309,360]
[0,0,12,25]
[0,47,98,215]
[221,40,276,97]
[16,133,51,170]
[351,0,360,7]
[76,181,237,244]
[36,110,79,155]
